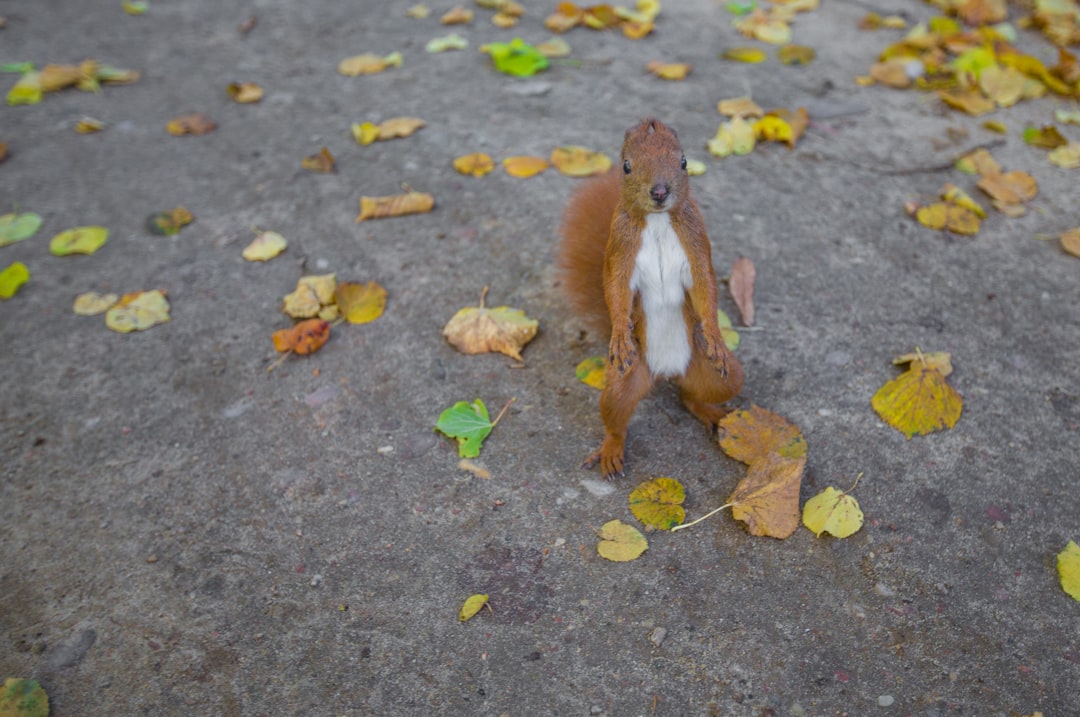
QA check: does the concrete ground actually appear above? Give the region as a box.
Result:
[2,0,1079,715]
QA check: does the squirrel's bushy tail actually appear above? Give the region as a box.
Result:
[557,170,620,337]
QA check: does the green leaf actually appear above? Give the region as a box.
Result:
[436,399,493,458]
[1058,540,1080,602]
[6,71,43,106]
[0,213,44,246]
[725,0,757,15]
[49,226,109,256]
[0,261,30,299]
[717,308,740,351]
[0,677,49,717]
[484,38,549,77]
[628,477,686,530]
[1,63,36,74]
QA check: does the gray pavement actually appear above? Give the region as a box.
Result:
[2,1,1079,715]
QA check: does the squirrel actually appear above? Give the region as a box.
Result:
[557,117,744,478]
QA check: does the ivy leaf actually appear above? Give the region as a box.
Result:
[483,38,549,77]
[436,399,494,458]
[596,519,649,562]
[629,477,686,530]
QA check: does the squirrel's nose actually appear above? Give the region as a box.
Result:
[650,183,670,204]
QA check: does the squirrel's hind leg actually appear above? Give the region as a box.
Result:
[675,347,745,431]
[583,359,654,478]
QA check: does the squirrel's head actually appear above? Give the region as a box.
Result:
[620,117,689,215]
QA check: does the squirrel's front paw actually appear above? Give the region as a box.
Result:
[703,333,730,378]
[608,332,637,375]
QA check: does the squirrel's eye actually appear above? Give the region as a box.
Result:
[680,155,687,171]
[623,159,631,174]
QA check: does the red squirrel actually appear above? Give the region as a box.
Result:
[558,117,744,478]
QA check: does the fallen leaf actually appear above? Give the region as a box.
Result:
[893,351,953,376]
[0,212,43,246]
[717,308,740,351]
[871,353,963,438]
[937,88,995,116]
[536,37,572,58]
[707,117,756,157]
[1055,108,1080,126]
[979,65,1025,107]
[441,5,473,24]
[778,44,815,65]
[356,191,435,221]
[334,281,387,324]
[1061,228,1080,258]
[549,146,612,176]
[242,230,288,261]
[754,115,793,145]
[166,112,216,136]
[502,155,550,178]
[73,291,119,315]
[378,117,426,140]
[406,4,431,18]
[583,4,621,29]
[146,206,193,236]
[718,96,764,118]
[802,484,864,538]
[271,318,330,355]
[0,678,49,717]
[459,593,489,621]
[685,158,706,176]
[1058,540,1080,602]
[1023,124,1068,149]
[545,3,583,33]
[596,519,649,561]
[727,453,804,538]
[122,0,148,15]
[492,11,520,28]
[722,46,768,63]
[453,152,497,177]
[482,39,549,77]
[1048,142,1080,169]
[443,291,538,361]
[435,398,497,458]
[49,226,108,256]
[6,71,44,106]
[956,148,1001,177]
[977,170,1037,205]
[301,147,335,173]
[628,477,686,530]
[350,122,380,146]
[458,458,491,479]
[734,9,792,44]
[719,404,807,463]
[0,261,29,299]
[575,355,607,390]
[227,81,264,103]
[941,183,986,218]
[105,289,171,332]
[426,34,469,53]
[646,61,691,80]
[75,116,106,133]
[338,51,403,76]
[729,256,755,326]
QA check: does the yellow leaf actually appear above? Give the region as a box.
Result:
[549,146,612,177]
[707,117,756,157]
[753,116,793,145]
[227,81,264,103]
[282,274,336,318]
[940,183,986,218]
[956,148,1001,177]
[301,147,335,173]
[492,11,520,28]
[628,477,686,530]
[356,191,435,221]
[802,486,864,538]
[937,88,996,116]
[728,454,804,539]
[242,230,288,261]
[1048,142,1080,169]
[502,155,550,178]
[441,5,473,24]
[453,152,496,177]
[1058,541,1080,602]
[1061,227,1080,258]
[425,34,469,53]
[646,61,691,80]
[105,289,171,333]
[75,116,106,133]
[871,360,963,438]
[977,170,1038,205]
[377,117,426,139]
[722,47,767,63]
[459,593,489,621]
[351,122,380,146]
[338,51,402,76]
[166,112,216,136]
[717,96,764,118]
[545,3,583,33]
[443,298,539,362]
[596,519,648,561]
[778,44,815,65]
[122,0,148,15]
[978,65,1025,107]
[0,261,30,299]
[621,20,654,39]
[334,281,387,324]
[50,226,108,256]
[575,356,607,390]
[405,4,431,18]
[718,404,807,463]
[734,10,792,44]
[73,291,119,315]
[6,71,43,106]
[536,37,572,58]
[916,203,948,230]
[299,274,337,305]
[893,351,953,377]
[685,158,706,176]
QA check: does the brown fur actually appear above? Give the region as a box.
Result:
[557,118,744,477]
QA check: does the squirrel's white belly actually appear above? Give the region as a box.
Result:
[630,212,693,377]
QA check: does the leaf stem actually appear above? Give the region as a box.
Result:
[844,472,864,495]
[670,502,735,532]
[489,396,516,428]
[479,284,489,309]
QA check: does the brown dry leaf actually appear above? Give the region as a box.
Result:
[728,453,805,539]
[869,58,913,88]
[956,0,1007,26]
[166,112,217,136]
[729,256,756,326]
[1048,143,1080,169]
[1061,228,1080,258]
[977,170,1037,205]
[956,148,1002,177]
[545,2,583,32]
[492,11,519,28]
[377,117,426,139]
[338,51,403,76]
[441,5,473,24]
[937,89,996,116]
[719,404,807,464]
[75,117,106,133]
[646,61,691,80]
[979,65,1025,107]
[443,291,539,362]
[502,156,550,178]
[621,20,654,39]
[453,152,497,177]
[39,63,89,92]
[301,147,335,173]
[227,81,264,103]
[272,318,331,355]
[717,96,764,118]
[583,4,621,29]
[356,191,435,222]
[549,146,612,176]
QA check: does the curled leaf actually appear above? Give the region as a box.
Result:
[242,230,288,261]
[146,206,193,236]
[356,191,435,221]
[301,147,335,173]
[166,112,216,136]
[0,261,30,299]
[646,61,691,80]
[459,593,489,621]
[550,146,612,177]
[73,291,119,315]
[338,51,403,76]
[729,256,755,326]
[502,155,549,178]
[271,318,330,355]
[722,46,767,63]
[453,152,496,177]
[227,81,263,103]
[443,297,538,361]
